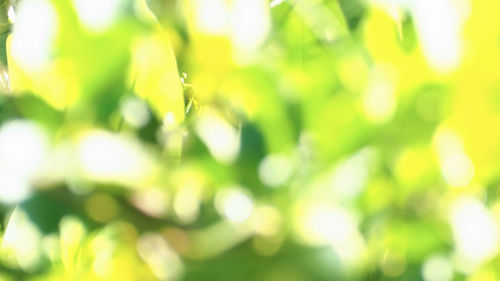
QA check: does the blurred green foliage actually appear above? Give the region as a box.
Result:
[1,0,500,281]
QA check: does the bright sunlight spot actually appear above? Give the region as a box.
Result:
[411,0,466,72]
[297,204,365,266]
[73,0,124,32]
[330,148,375,201]
[231,0,270,54]
[1,208,43,271]
[441,153,474,187]
[422,254,454,281]
[363,65,397,123]
[0,120,47,204]
[450,197,499,264]
[11,0,57,71]
[77,130,154,186]
[195,109,240,164]
[215,188,254,223]
[258,154,293,188]
[120,96,151,128]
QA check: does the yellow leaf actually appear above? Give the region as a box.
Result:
[129,27,185,158]
[130,29,184,122]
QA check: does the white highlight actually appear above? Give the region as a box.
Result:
[0,171,31,204]
[422,254,454,281]
[163,112,177,129]
[433,128,464,160]
[120,97,150,128]
[192,0,270,57]
[77,131,154,186]
[0,120,48,204]
[299,205,365,264]
[363,66,397,123]
[132,188,169,218]
[194,0,230,35]
[215,188,253,223]
[8,6,15,23]
[11,0,57,71]
[270,0,286,8]
[0,121,47,174]
[1,208,43,271]
[232,0,270,53]
[433,128,474,187]
[433,128,474,188]
[331,148,375,201]
[303,206,355,245]
[195,109,240,164]
[73,0,124,31]
[441,153,474,187]
[258,154,292,188]
[450,197,498,264]
[411,0,465,72]
[224,192,253,223]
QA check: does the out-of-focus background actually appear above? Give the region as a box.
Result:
[0,0,499,280]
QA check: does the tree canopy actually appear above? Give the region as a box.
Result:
[0,0,499,280]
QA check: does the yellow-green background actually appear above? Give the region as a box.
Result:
[0,0,499,280]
